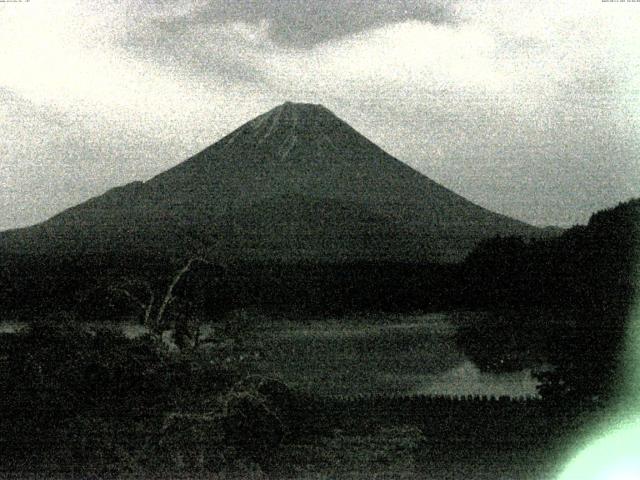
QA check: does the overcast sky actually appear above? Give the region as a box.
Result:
[1,0,639,230]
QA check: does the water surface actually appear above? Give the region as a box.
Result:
[0,312,541,397]
[241,313,540,398]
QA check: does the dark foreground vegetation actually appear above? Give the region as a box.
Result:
[0,319,296,478]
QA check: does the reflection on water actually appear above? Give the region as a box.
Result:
[407,361,539,398]
[0,322,27,334]
[276,316,457,340]
[117,322,148,338]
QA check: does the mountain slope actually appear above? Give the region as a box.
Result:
[1,102,543,263]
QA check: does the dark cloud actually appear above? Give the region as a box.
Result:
[199,0,461,48]
[129,0,461,50]
[107,0,465,91]
[119,16,267,86]
[116,0,463,85]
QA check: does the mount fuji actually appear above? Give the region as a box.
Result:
[1,102,544,263]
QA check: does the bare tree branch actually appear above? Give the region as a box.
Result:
[107,278,155,327]
[153,256,223,335]
[89,254,225,349]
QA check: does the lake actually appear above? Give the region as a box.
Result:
[234,312,541,398]
[0,312,541,398]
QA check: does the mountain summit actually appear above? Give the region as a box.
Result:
[1,102,542,262]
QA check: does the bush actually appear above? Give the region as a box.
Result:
[0,316,292,477]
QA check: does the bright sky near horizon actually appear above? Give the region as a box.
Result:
[1,0,639,230]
